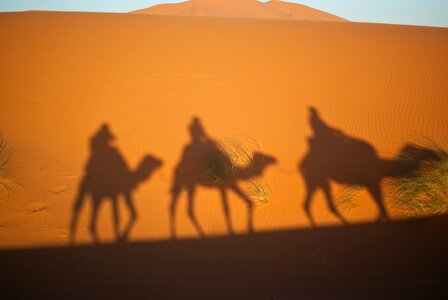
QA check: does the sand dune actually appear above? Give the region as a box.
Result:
[131,0,347,21]
[0,11,447,249]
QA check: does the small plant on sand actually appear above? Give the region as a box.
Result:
[245,179,273,207]
[199,139,255,183]
[337,185,364,211]
[0,137,13,193]
[219,139,254,167]
[390,144,448,218]
[202,151,234,183]
[197,139,273,207]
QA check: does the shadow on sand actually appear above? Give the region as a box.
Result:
[1,215,448,299]
[299,107,440,227]
[170,117,276,238]
[70,123,163,244]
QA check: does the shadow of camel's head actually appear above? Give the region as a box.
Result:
[252,152,277,166]
[135,155,163,182]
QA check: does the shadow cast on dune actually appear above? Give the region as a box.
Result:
[2,215,448,299]
[70,123,163,244]
[299,107,440,227]
[170,117,277,238]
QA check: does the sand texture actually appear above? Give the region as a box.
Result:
[0,11,448,249]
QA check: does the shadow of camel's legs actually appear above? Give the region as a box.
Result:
[121,192,137,241]
[69,184,87,245]
[321,181,348,225]
[219,187,234,235]
[187,187,205,238]
[367,181,389,222]
[111,196,120,242]
[169,189,181,239]
[303,183,317,227]
[90,197,101,244]
[231,184,254,234]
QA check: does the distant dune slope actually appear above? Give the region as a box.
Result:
[0,11,447,248]
[131,0,347,21]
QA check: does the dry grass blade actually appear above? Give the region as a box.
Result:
[0,136,14,194]
[196,139,255,183]
[337,185,364,210]
[201,152,234,183]
[391,143,448,218]
[218,139,254,168]
[245,179,272,207]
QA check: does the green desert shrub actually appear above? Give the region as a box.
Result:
[391,144,448,217]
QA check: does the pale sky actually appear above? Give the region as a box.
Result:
[0,0,447,28]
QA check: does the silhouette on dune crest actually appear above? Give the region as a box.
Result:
[70,124,162,244]
[170,117,276,238]
[299,107,439,226]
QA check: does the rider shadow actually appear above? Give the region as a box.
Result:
[70,123,163,244]
[299,107,439,227]
[169,117,277,239]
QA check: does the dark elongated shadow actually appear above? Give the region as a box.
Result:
[2,215,448,299]
[170,117,277,238]
[70,123,162,244]
[299,107,440,226]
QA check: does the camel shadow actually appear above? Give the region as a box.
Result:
[170,117,277,238]
[299,107,440,227]
[70,123,163,244]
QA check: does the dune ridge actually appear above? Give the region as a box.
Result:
[131,0,347,21]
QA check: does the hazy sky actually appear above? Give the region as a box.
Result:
[0,0,447,28]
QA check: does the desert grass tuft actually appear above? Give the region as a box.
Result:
[197,139,255,183]
[218,139,254,168]
[0,137,13,193]
[391,143,448,217]
[201,151,234,183]
[245,179,272,207]
[337,185,364,211]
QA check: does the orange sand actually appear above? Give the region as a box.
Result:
[0,11,447,249]
[132,0,347,21]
